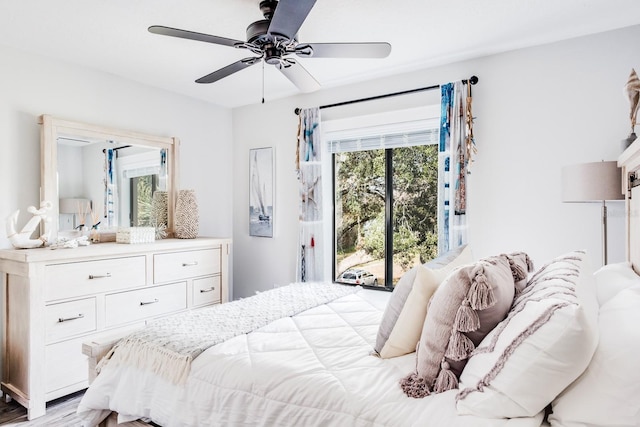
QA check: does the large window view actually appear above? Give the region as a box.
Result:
[331,117,440,289]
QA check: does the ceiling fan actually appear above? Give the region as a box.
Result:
[148,0,391,93]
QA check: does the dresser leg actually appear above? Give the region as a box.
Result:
[27,402,47,420]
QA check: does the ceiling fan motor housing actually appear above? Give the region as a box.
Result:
[249,0,297,45]
[246,19,271,44]
[246,20,283,64]
[248,0,297,66]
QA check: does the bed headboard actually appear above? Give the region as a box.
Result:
[618,138,640,273]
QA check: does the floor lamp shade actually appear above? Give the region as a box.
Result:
[561,161,623,203]
[561,161,624,265]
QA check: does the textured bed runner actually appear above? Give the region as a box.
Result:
[99,282,358,384]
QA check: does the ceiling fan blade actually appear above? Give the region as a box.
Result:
[196,58,261,84]
[149,25,244,48]
[296,42,392,59]
[267,0,317,39]
[277,60,320,93]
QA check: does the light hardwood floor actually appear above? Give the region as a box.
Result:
[0,391,155,427]
[0,390,86,426]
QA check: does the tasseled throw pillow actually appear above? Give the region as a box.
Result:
[400,252,532,398]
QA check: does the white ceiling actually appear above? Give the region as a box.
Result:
[2,0,640,109]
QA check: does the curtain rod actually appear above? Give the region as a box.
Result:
[294,75,478,115]
[101,145,131,153]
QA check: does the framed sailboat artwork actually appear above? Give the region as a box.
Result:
[249,147,274,237]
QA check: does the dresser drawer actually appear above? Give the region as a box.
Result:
[153,248,220,283]
[45,298,97,344]
[45,337,89,395]
[45,256,146,302]
[105,282,187,327]
[192,276,221,307]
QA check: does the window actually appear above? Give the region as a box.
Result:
[327,110,440,289]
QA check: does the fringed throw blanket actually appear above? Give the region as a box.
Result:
[99,282,358,385]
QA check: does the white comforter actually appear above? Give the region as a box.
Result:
[77,289,544,427]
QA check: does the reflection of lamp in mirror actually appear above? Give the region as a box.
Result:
[561,161,624,265]
[59,198,91,231]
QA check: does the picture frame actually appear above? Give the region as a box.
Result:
[249,147,274,237]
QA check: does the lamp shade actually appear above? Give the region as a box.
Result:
[561,161,624,202]
[59,198,91,214]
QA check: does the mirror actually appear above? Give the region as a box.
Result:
[40,115,180,242]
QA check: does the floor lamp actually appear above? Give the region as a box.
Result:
[561,161,624,265]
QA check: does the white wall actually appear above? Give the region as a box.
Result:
[231,25,639,298]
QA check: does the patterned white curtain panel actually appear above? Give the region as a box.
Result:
[296,107,323,282]
[438,81,476,253]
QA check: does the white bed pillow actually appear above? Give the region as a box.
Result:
[593,261,640,306]
[456,250,599,418]
[379,264,446,358]
[374,244,472,358]
[548,284,640,427]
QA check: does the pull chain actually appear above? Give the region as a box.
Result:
[261,61,265,104]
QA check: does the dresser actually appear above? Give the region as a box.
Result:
[0,237,231,420]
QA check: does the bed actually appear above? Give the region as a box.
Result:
[77,141,640,427]
[79,286,544,427]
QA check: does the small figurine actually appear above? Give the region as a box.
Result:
[6,201,52,249]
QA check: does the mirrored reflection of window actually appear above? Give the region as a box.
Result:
[119,150,164,227]
[130,174,158,226]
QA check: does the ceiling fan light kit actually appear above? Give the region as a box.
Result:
[148,0,391,93]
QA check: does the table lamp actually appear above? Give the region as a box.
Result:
[59,197,91,230]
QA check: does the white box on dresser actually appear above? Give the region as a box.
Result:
[0,237,231,420]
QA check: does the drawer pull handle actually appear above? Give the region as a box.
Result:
[200,287,216,293]
[140,298,159,306]
[89,273,112,279]
[58,313,84,323]
[182,261,198,267]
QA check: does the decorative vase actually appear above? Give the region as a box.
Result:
[174,189,199,239]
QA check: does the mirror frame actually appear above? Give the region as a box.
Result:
[39,114,180,242]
